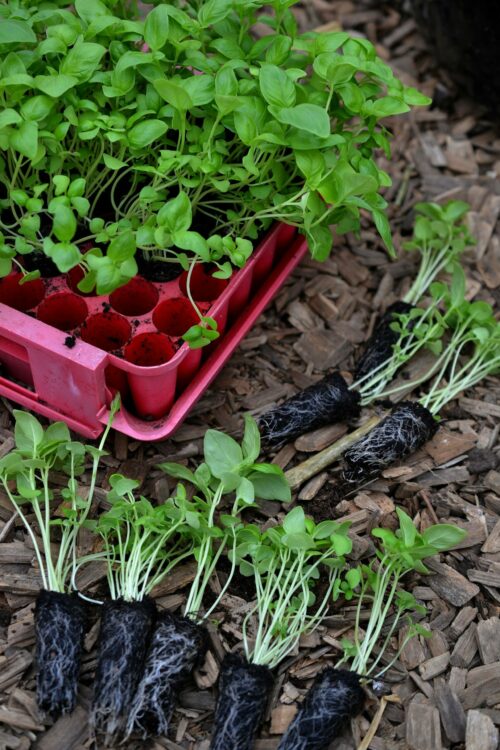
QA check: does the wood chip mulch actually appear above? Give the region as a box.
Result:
[1,1,499,748]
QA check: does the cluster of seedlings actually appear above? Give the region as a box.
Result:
[259,200,500,487]
[1,404,465,749]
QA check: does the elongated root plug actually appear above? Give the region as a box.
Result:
[34,590,86,718]
[343,402,438,483]
[126,612,207,738]
[278,668,366,750]
[209,654,273,750]
[259,373,360,448]
[90,598,155,742]
[354,302,414,382]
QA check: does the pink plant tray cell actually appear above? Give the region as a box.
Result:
[0,224,307,441]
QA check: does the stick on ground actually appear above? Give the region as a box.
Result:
[285,416,381,490]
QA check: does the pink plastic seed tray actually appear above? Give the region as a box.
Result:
[0,224,307,440]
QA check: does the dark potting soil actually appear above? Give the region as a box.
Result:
[22,252,60,279]
[342,401,439,483]
[353,301,415,383]
[34,590,86,719]
[126,612,207,738]
[136,255,184,283]
[64,335,76,349]
[307,483,345,524]
[277,668,366,750]
[259,373,361,450]
[209,653,274,750]
[216,554,257,602]
[91,597,156,740]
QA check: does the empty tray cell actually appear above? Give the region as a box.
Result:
[179,264,228,302]
[81,311,131,352]
[109,277,159,316]
[152,297,200,337]
[66,265,97,297]
[124,332,178,419]
[37,292,88,331]
[124,332,175,367]
[0,273,45,311]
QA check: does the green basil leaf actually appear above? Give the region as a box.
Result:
[34,74,79,97]
[61,41,106,80]
[128,119,167,148]
[144,5,170,51]
[259,63,296,108]
[153,79,193,111]
[0,20,36,46]
[273,103,330,138]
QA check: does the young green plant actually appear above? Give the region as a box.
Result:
[210,506,351,750]
[0,397,118,718]
[124,415,291,739]
[277,508,466,750]
[259,202,473,448]
[343,280,500,484]
[81,473,197,740]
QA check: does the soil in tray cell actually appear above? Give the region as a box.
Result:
[0,273,45,311]
[152,298,200,337]
[124,332,176,367]
[178,264,228,302]
[37,292,88,332]
[136,256,184,283]
[109,277,159,317]
[81,311,132,352]
[22,252,60,279]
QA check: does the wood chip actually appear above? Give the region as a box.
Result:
[406,700,442,750]
[465,710,499,750]
[434,678,466,743]
[427,561,480,606]
[418,652,450,680]
[450,623,478,668]
[476,618,500,664]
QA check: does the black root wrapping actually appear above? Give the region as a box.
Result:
[277,668,366,750]
[343,401,438,483]
[209,654,274,750]
[354,301,415,382]
[91,598,156,740]
[126,612,207,738]
[34,590,86,718]
[258,373,360,448]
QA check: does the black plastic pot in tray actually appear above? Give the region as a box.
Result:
[410,0,500,111]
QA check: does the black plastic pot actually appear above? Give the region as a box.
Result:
[410,0,500,110]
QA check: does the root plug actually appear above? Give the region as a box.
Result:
[278,668,366,750]
[126,612,207,738]
[258,373,360,448]
[209,654,274,750]
[34,591,86,718]
[342,401,438,483]
[91,598,156,741]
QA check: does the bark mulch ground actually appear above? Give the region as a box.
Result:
[1,1,500,749]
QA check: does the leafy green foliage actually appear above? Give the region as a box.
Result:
[159,415,291,618]
[82,473,195,601]
[403,201,474,305]
[0,397,119,593]
[232,506,352,667]
[353,201,480,405]
[0,0,429,345]
[337,508,466,677]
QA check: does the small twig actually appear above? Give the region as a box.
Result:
[285,416,382,490]
[417,489,439,525]
[357,694,400,750]
[0,510,18,542]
